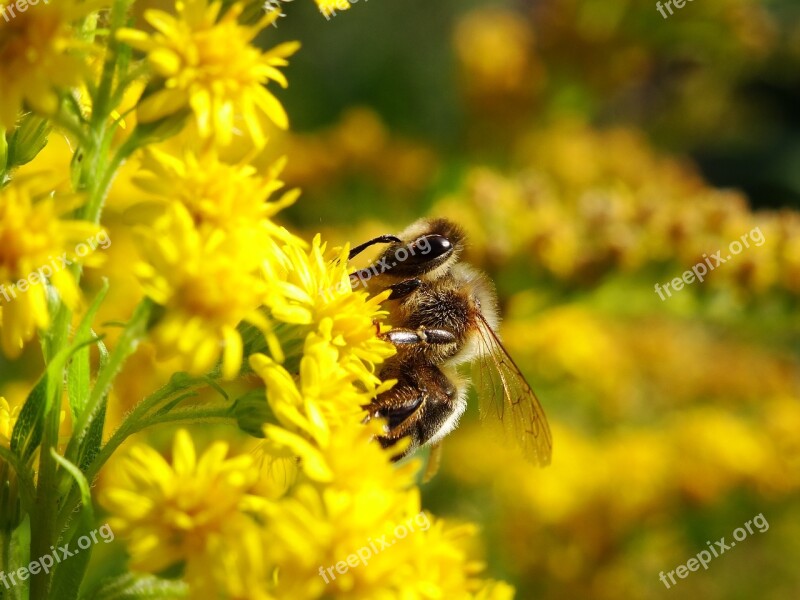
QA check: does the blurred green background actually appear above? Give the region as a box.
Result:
[261,0,800,598]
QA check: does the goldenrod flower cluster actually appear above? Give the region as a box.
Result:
[0,1,512,598]
[434,118,800,298]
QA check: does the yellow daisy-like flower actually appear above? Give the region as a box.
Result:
[134,202,277,379]
[0,0,92,129]
[271,236,396,381]
[100,429,268,573]
[117,0,300,147]
[0,176,100,358]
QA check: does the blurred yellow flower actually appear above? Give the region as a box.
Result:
[0,397,19,448]
[0,0,91,129]
[134,202,275,378]
[0,176,100,357]
[133,147,300,235]
[118,0,300,147]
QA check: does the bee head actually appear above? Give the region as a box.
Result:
[374,218,465,281]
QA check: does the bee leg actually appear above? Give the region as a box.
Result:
[348,234,402,260]
[387,278,422,300]
[380,327,457,346]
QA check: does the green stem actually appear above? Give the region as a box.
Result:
[55,374,210,536]
[29,285,75,600]
[65,299,152,468]
[0,523,18,600]
[82,132,139,224]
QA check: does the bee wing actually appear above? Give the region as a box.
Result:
[472,313,552,466]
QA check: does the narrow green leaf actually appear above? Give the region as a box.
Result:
[78,404,106,473]
[9,375,48,464]
[11,336,95,463]
[86,574,188,600]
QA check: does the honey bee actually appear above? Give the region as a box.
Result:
[349,218,552,468]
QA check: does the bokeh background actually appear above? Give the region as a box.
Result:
[3,0,800,597]
[269,0,800,598]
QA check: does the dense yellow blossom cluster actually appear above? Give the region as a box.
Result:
[0,1,511,598]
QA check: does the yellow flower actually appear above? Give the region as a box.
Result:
[118,0,300,147]
[0,397,19,448]
[252,324,393,450]
[0,176,100,358]
[0,0,92,129]
[100,430,266,598]
[134,202,277,379]
[259,423,498,599]
[271,235,395,382]
[132,146,301,240]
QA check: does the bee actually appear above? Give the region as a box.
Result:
[349,218,552,469]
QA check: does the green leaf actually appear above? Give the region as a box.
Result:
[49,451,95,600]
[78,404,106,473]
[6,113,52,168]
[10,374,48,464]
[68,280,110,419]
[11,336,95,463]
[86,574,188,600]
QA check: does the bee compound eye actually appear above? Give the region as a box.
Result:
[400,234,453,267]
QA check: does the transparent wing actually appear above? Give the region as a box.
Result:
[472,313,552,466]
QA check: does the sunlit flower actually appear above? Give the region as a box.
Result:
[100,429,267,573]
[134,202,277,378]
[271,235,395,382]
[0,0,92,129]
[251,324,390,448]
[258,421,500,599]
[0,176,100,358]
[118,0,300,147]
[133,147,300,235]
